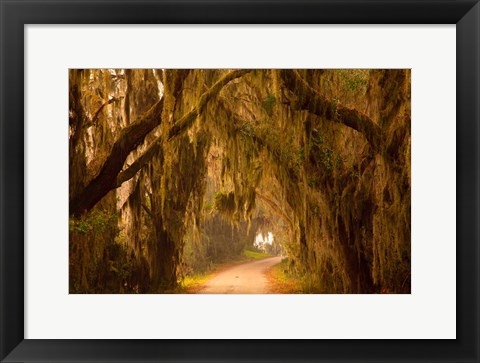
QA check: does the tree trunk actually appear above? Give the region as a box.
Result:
[149,217,178,292]
[337,216,374,293]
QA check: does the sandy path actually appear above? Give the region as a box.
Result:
[198,256,282,294]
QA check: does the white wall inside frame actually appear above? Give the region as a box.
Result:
[25,24,456,339]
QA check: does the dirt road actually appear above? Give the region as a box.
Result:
[199,256,282,294]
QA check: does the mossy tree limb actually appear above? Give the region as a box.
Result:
[280,70,383,151]
[115,141,163,187]
[70,70,251,217]
[168,69,252,141]
[70,98,164,217]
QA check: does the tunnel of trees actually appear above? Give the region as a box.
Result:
[69,69,410,294]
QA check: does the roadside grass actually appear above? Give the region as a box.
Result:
[266,258,303,294]
[175,272,213,293]
[243,249,271,260]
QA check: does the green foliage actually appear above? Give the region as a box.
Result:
[203,201,213,212]
[307,177,320,188]
[105,241,134,281]
[261,94,276,116]
[298,147,305,163]
[337,69,369,93]
[267,258,302,293]
[320,148,334,172]
[310,128,323,146]
[243,249,270,260]
[69,209,117,235]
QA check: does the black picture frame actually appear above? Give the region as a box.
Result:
[1,1,479,362]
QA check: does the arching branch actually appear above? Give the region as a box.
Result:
[115,141,163,187]
[70,70,252,216]
[70,99,164,216]
[168,69,252,141]
[84,97,123,129]
[256,191,293,230]
[116,70,253,188]
[280,70,383,151]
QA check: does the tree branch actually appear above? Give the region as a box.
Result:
[70,98,164,216]
[256,191,293,229]
[84,97,123,129]
[115,70,252,188]
[116,140,163,187]
[142,204,153,219]
[70,70,252,216]
[168,69,252,141]
[280,70,383,151]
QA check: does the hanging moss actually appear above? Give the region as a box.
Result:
[69,68,410,294]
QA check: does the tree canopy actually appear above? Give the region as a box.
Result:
[69,69,411,294]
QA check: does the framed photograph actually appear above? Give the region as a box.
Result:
[1,0,478,362]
